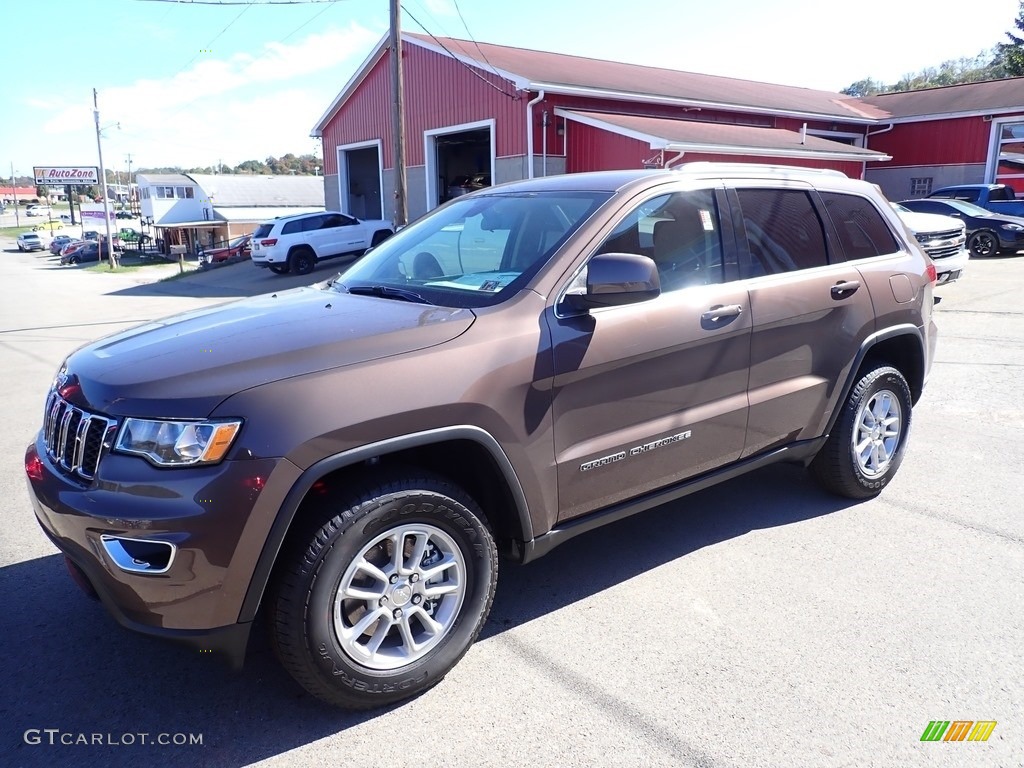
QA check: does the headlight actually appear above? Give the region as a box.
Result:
[115,418,242,466]
[1000,223,1024,231]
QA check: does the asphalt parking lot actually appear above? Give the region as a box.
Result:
[0,240,1021,767]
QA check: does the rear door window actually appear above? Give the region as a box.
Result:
[735,189,829,277]
[819,193,900,260]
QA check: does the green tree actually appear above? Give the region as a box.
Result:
[998,0,1024,75]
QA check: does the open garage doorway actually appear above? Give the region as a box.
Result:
[337,140,383,220]
[425,119,495,209]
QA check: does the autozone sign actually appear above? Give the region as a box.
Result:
[33,166,99,185]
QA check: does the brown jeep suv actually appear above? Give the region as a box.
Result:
[25,164,937,709]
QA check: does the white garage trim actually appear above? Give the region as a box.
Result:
[423,118,496,210]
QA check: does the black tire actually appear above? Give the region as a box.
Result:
[268,472,498,710]
[290,247,316,275]
[370,229,393,247]
[69,255,80,265]
[268,264,290,275]
[810,364,912,500]
[967,230,998,258]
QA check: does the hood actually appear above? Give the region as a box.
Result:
[61,285,475,418]
[895,209,964,234]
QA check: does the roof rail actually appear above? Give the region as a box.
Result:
[672,162,848,178]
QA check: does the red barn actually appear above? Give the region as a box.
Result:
[313,34,890,221]
[312,33,1024,221]
[859,79,1024,198]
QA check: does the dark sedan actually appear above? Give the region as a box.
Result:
[898,198,1024,257]
[60,241,110,265]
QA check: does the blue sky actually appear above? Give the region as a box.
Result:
[0,0,1019,176]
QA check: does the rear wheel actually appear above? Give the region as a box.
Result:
[370,230,393,247]
[967,230,998,257]
[290,247,316,275]
[810,364,912,499]
[268,472,498,709]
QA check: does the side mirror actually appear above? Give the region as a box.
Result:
[563,252,661,311]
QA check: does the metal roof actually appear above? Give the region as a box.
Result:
[558,110,890,162]
[214,206,324,222]
[403,34,890,123]
[136,173,193,185]
[187,174,325,207]
[858,77,1024,120]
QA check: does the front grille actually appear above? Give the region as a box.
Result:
[42,393,116,481]
[919,229,965,260]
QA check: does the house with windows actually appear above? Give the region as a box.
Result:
[137,172,324,252]
[312,34,1024,223]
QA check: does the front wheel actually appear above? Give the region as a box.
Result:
[268,473,498,709]
[967,230,998,258]
[810,364,912,499]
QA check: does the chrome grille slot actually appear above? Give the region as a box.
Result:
[41,393,115,481]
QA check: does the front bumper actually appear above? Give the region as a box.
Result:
[932,248,969,285]
[25,435,302,665]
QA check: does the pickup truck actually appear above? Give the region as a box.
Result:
[928,184,1024,216]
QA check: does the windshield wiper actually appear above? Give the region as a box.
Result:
[343,284,433,304]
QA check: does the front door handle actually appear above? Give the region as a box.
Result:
[701,304,743,322]
[831,280,860,299]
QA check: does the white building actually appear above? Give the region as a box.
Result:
[137,172,325,252]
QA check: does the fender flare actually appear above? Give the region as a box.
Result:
[823,324,924,438]
[237,425,533,623]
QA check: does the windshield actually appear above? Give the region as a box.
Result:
[941,199,993,217]
[336,191,610,308]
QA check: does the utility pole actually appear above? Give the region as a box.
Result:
[93,88,117,269]
[389,0,407,228]
[10,163,20,227]
[125,153,134,214]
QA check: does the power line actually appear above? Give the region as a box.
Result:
[400,4,517,99]
[169,0,255,82]
[451,0,503,85]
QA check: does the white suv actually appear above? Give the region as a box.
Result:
[250,211,393,275]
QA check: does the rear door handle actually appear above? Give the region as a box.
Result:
[831,280,860,298]
[701,304,743,322]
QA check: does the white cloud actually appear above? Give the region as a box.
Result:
[38,21,381,169]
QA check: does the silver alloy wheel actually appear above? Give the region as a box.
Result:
[851,388,902,477]
[332,523,465,670]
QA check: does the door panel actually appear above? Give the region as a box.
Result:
[742,266,874,456]
[730,186,876,457]
[549,283,751,521]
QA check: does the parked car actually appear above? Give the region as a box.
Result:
[118,228,150,245]
[115,210,134,220]
[50,235,75,254]
[25,164,937,710]
[200,234,251,264]
[82,230,100,241]
[25,205,51,217]
[898,198,1024,257]
[250,211,393,275]
[446,172,490,200]
[60,240,109,265]
[928,183,1024,217]
[891,203,969,284]
[59,215,72,224]
[31,220,64,232]
[17,233,44,252]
